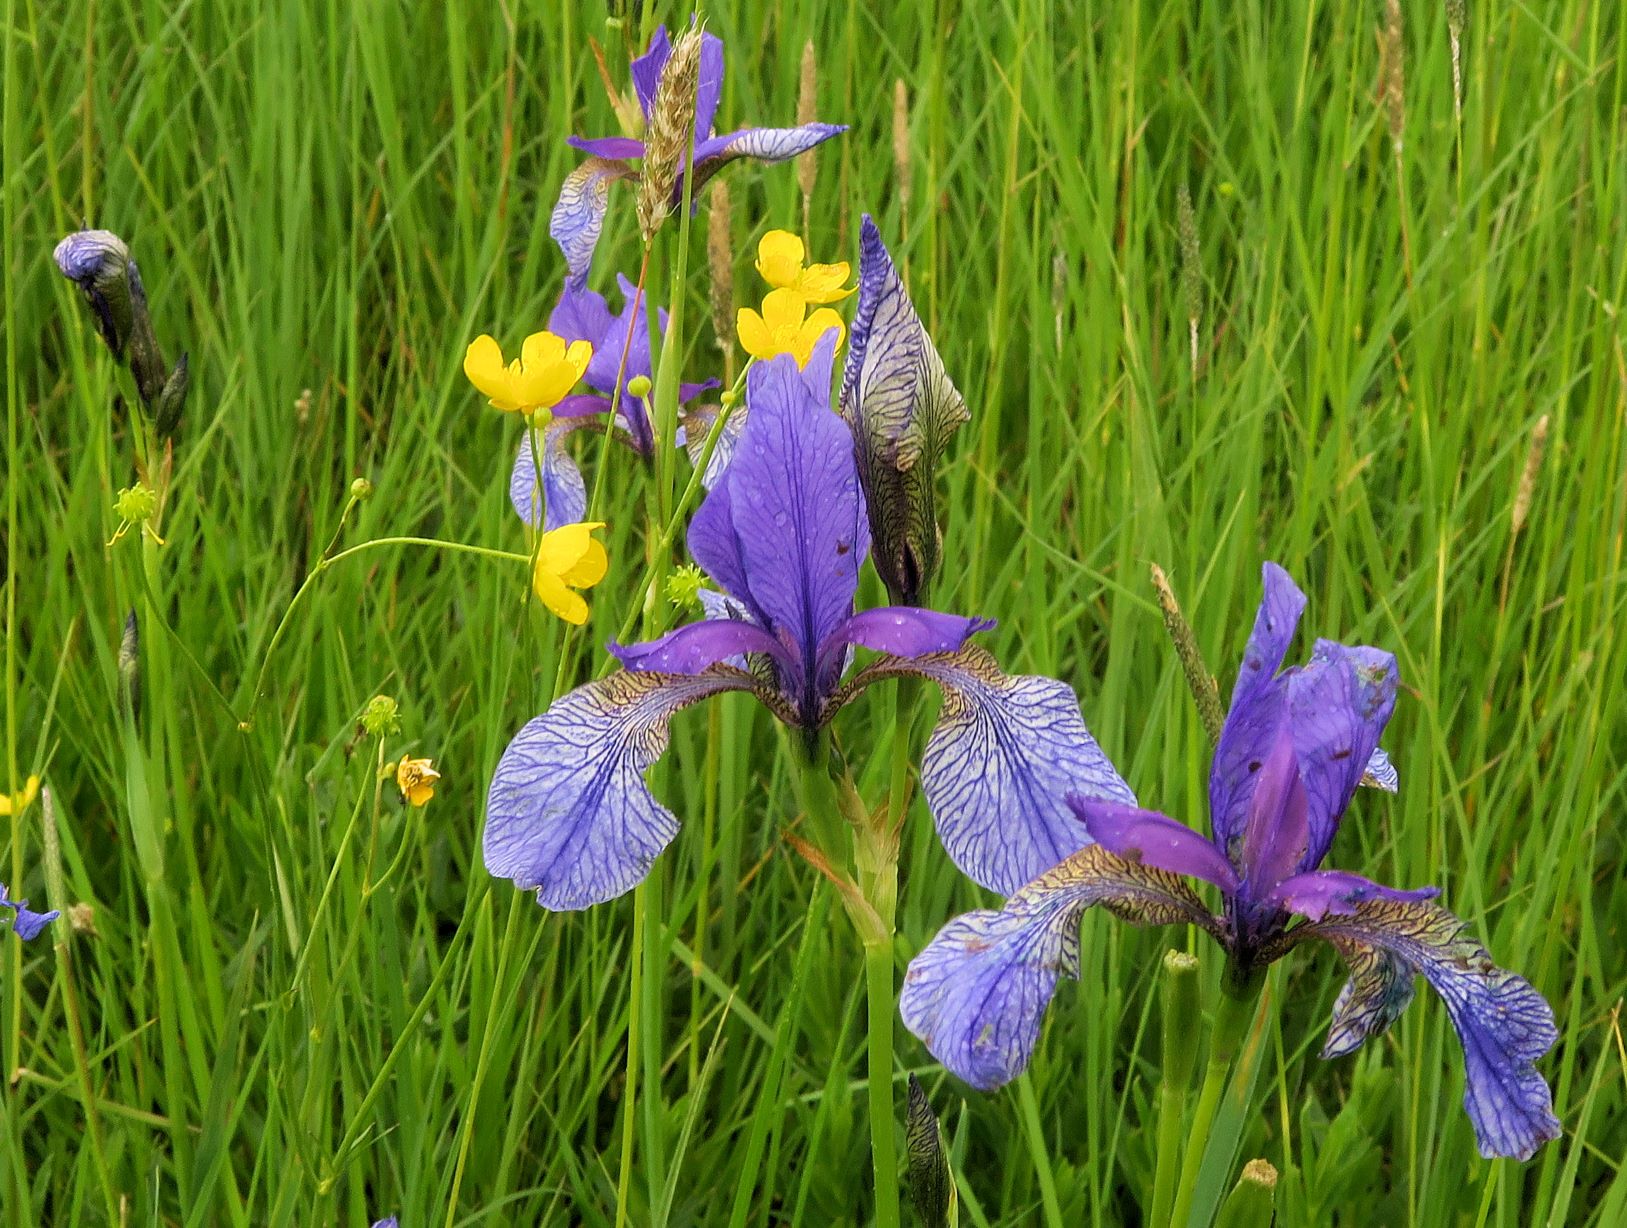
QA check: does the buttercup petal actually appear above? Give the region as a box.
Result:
[464,335,516,409]
[534,572,589,625]
[756,230,807,287]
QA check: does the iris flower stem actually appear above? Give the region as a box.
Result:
[1169,977,1262,1228]
[863,936,903,1228]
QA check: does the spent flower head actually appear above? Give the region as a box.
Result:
[839,217,969,606]
[360,695,402,738]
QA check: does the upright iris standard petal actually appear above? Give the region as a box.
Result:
[1209,563,1306,855]
[726,337,867,699]
[1295,899,1561,1160]
[850,646,1136,894]
[484,670,758,910]
[1289,641,1398,868]
[510,429,588,532]
[839,215,970,605]
[901,845,1220,1088]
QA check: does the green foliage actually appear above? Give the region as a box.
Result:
[2,1,1622,1224]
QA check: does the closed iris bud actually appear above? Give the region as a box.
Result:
[839,217,969,608]
[54,230,141,358]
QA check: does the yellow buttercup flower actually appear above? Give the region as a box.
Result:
[736,288,846,368]
[463,330,593,416]
[533,521,610,625]
[396,757,440,807]
[0,775,40,817]
[755,230,853,304]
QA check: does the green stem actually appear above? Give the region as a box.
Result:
[1170,977,1262,1228]
[244,535,529,720]
[1015,1074,1065,1228]
[614,880,647,1228]
[864,937,902,1228]
[1150,1080,1189,1226]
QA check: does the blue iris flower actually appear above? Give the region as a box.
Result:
[509,276,717,532]
[1,881,59,943]
[550,25,846,288]
[483,329,1131,911]
[900,564,1561,1161]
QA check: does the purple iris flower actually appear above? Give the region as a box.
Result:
[484,333,1132,910]
[551,25,847,288]
[510,276,718,531]
[900,564,1560,1160]
[1,882,59,942]
[369,1218,398,1228]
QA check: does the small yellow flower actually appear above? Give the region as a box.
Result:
[754,230,853,303]
[463,330,593,416]
[0,775,40,817]
[396,756,440,807]
[533,521,610,625]
[736,288,846,368]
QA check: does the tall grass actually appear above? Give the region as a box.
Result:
[2,1,1623,1223]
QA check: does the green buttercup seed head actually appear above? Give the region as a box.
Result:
[664,563,706,610]
[360,695,401,737]
[114,482,159,524]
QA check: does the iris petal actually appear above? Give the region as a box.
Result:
[901,844,1218,1088]
[850,646,1135,894]
[484,670,757,909]
[1297,898,1561,1160]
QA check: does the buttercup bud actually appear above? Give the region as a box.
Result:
[350,477,374,502]
[627,374,653,399]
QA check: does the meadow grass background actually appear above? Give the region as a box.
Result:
[3,0,1624,1224]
